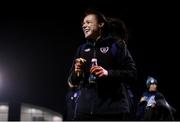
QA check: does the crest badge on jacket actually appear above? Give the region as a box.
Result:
[100,47,109,54]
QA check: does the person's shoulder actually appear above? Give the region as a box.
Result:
[112,39,127,52]
[142,91,149,96]
[79,43,87,47]
[111,37,126,47]
[76,43,90,53]
[156,91,164,95]
[77,43,87,49]
[155,91,165,100]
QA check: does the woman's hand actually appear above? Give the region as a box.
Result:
[90,66,108,78]
[75,58,86,76]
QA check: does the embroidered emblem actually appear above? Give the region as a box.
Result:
[100,47,109,54]
[84,48,91,52]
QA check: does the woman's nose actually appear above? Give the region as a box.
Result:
[82,23,87,28]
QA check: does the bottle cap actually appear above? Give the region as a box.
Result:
[91,58,97,62]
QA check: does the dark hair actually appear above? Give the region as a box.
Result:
[83,9,106,24]
[82,9,128,42]
[106,18,128,42]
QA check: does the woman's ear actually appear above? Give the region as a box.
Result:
[99,22,104,28]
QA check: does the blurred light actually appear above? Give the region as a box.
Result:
[31,108,43,114]
[0,105,8,111]
[52,116,62,121]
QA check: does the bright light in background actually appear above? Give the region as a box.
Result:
[0,103,9,121]
[52,116,62,121]
[21,104,63,121]
[31,108,43,114]
[0,105,9,112]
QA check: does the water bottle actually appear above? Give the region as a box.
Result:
[88,58,97,83]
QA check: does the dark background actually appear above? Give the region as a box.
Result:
[0,1,179,120]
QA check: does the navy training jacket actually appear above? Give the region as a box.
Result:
[67,36,137,118]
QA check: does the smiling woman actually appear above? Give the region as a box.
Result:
[0,1,178,121]
[66,9,137,121]
[82,12,104,40]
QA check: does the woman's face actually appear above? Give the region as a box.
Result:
[82,14,104,39]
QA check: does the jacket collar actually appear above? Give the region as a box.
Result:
[86,35,113,47]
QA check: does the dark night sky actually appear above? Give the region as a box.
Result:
[0,1,179,120]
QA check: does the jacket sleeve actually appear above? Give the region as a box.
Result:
[155,92,175,120]
[107,42,137,83]
[67,45,85,88]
